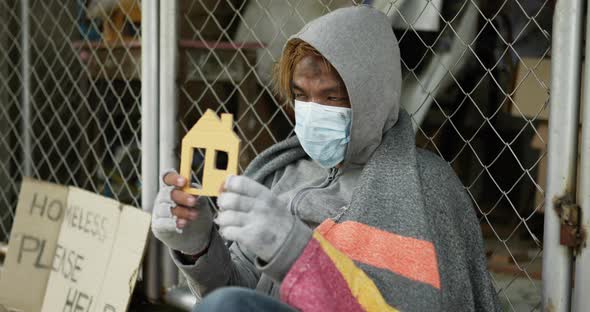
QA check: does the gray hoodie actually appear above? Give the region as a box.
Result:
[171,6,499,311]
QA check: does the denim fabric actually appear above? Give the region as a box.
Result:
[193,287,297,312]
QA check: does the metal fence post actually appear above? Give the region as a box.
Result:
[159,0,179,289]
[141,0,161,302]
[573,3,590,310]
[543,0,584,310]
[20,0,31,177]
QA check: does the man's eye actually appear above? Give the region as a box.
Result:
[328,97,348,102]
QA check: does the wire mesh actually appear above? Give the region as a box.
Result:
[175,0,550,310]
[0,0,142,242]
[0,0,553,310]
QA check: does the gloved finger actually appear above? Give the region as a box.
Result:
[224,175,271,199]
[154,189,176,218]
[151,217,178,232]
[214,210,249,228]
[163,170,187,188]
[176,217,189,229]
[171,189,198,208]
[217,192,258,212]
[171,205,199,221]
[218,225,243,242]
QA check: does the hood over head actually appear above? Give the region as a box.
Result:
[289,6,402,166]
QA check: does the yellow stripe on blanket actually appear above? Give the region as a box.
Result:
[313,232,399,312]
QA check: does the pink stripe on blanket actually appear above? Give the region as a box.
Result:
[317,219,440,289]
[280,238,365,312]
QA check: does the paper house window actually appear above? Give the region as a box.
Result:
[180,109,240,196]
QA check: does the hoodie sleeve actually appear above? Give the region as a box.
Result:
[170,230,261,297]
[168,172,282,298]
[254,218,314,281]
[278,219,443,312]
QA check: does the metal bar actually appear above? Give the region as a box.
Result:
[20,0,31,177]
[141,0,161,302]
[573,2,590,310]
[159,0,179,289]
[542,0,584,310]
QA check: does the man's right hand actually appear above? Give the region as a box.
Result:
[151,169,213,256]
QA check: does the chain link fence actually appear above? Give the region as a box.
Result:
[0,0,142,239]
[0,0,556,311]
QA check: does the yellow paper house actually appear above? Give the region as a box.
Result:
[180,109,240,196]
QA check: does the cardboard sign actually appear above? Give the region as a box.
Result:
[0,179,151,312]
[93,206,151,312]
[0,178,69,312]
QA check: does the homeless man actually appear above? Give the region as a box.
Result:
[151,6,500,312]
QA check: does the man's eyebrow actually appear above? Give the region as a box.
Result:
[320,86,345,95]
[292,83,347,96]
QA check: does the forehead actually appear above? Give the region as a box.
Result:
[292,55,343,86]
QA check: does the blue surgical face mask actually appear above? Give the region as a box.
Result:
[294,100,352,168]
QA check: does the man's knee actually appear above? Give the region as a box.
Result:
[193,287,252,312]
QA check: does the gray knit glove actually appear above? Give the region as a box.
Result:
[151,169,213,255]
[215,175,295,261]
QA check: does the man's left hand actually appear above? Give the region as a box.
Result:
[215,175,294,261]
